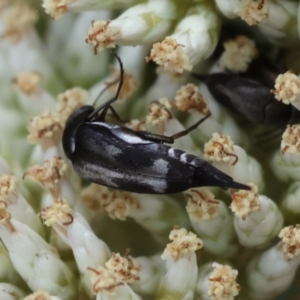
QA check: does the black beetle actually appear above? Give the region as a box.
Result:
[62,54,249,194]
[194,57,300,127]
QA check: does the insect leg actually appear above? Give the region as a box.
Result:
[98,105,127,123]
[136,131,174,143]
[92,78,120,107]
[169,113,211,140]
[136,114,211,144]
[88,53,125,121]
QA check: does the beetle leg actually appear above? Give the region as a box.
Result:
[88,53,125,121]
[92,78,120,107]
[169,113,211,140]
[136,114,211,144]
[98,105,127,123]
[136,131,174,144]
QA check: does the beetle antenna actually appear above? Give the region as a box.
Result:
[88,53,124,120]
[92,77,120,107]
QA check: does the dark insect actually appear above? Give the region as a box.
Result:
[62,54,249,194]
[193,57,300,127]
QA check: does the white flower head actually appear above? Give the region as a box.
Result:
[147,3,220,74]
[272,71,300,111]
[24,290,61,300]
[230,183,260,219]
[233,190,283,248]
[88,266,123,296]
[186,188,220,222]
[106,190,140,220]
[281,124,300,155]
[0,174,17,202]
[220,35,259,72]
[174,83,210,115]
[40,198,73,227]
[88,263,141,298]
[12,71,43,95]
[24,157,67,198]
[0,1,38,43]
[57,87,90,124]
[105,252,140,283]
[161,227,203,260]
[146,97,173,126]
[86,20,120,54]
[81,183,111,212]
[208,263,240,300]
[42,0,139,19]
[27,112,63,150]
[278,225,300,261]
[235,0,269,26]
[86,0,176,54]
[204,133,237,164]
[146,37,192,74]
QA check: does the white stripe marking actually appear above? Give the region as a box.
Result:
[180,153,187,163]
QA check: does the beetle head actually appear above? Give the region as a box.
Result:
[62,105,94,161]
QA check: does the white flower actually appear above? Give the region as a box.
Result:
[271,125,300,182]
[219,35,258,73]
[204,133,263,191]
[281,181,300,215]
[258,0,298,43]
[0,174,44,236]
[24,290,62,300]
[272,71,300,110]
[186,188,237,258]
[231,184,284,248]
[40,199,111,295]
[247,225,300,300]
[130,255,164,296]
[147,2,220,74]
[42,0,140,19]
[47,11,111,86]
[0,283,25,300]
[157,227,203,300]
[86,0,176,53]
[0,212,76,299]
[196,263,240,300]
[215,0,269,25]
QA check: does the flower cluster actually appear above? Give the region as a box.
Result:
[0,0,300,299]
